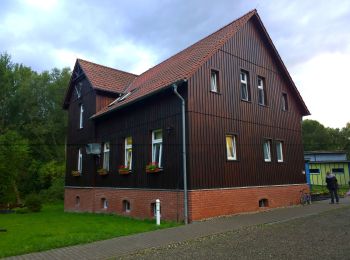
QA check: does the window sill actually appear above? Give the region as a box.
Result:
[258,104,269,108]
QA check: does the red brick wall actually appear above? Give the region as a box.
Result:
[65,184,308,222]
[188,184,309,221]
[64,188,184,221]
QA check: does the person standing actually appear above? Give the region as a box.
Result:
[326,172,339,204]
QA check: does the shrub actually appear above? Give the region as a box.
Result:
[25,194,42,212]
[14,207,29,214]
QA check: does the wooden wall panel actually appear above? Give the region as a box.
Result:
[187,19,306,189]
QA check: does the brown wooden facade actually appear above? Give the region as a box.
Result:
[64,11,308,198]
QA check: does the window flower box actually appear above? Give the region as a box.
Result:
[146,162,162,173]
[71,170,81,177]
[118,165,131,175]
[97,168,109,176]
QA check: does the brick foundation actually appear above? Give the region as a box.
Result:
[65,184,308,222]
[64,187,184,221]
[188,184,309,221]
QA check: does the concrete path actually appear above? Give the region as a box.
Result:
[6,197,350,260]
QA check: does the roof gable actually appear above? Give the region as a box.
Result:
[63,59,137,109]
[87,9,309,118]
[93,9,257,117]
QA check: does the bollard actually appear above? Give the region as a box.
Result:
[156,199,160,225]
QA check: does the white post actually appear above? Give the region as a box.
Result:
[156,199,160,225]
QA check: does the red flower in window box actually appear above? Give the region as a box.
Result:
[146,162,161,173]
[118,165,130,175]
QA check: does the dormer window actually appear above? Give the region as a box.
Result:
[79,104,84,129]
[210,70,219,92]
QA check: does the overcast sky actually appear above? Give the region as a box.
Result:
[1,0,349,128]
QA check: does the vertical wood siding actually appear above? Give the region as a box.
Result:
[66,88,185,190]
[187,19,306,189]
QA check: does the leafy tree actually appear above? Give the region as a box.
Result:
[0,53,71,204]
[0,131,30,205]
[302,120,332,151]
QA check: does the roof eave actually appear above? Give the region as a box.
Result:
[91,79,187,120]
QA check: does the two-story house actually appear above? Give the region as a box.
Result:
[63,9,310,222]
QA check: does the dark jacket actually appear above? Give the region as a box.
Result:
[326,174,338,190]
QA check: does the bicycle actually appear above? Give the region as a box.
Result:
[300,189,312,205]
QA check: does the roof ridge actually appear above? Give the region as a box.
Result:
[122,9,256,94]
[77,58,138,77]
[185,9,256,79]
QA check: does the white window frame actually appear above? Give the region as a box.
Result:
[282,93,288,111]
[152,129,163,167]
[210,70,219,92]
[123,200,131,213]
[240,71,249,101]
[102,198,108,209]
[78,148,83,173]
[276,141,283,162]
[263,139,272,162]
[79,104,84,129]
[103,142,110,171]
[226,135,237,160]
[125,137,132,170]
[257,77,265,105]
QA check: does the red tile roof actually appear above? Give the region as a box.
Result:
[90,9,309,117]
[93,9,257,118]
[78,59,137,93]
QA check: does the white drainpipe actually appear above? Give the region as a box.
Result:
[172,83,188,225]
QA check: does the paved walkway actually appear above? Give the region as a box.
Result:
[7,197,350,260]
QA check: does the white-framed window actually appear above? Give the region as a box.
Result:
[282,93,288,111]
[123,200,131,213]
[152,129,163,167]
[240,70,250,101]
[101,198,108,209]
[125,137,132,170]
[276,141,283,162]
[103,142,110,171]
[257,77,266,105]
[210,70,219,92]
[263,139,271,162]
[78,148,83,173]
[226,135,237,160]
[79,104,84,129]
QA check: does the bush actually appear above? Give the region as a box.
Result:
[39,178,64,203]
[25,194,42,212]
[14,207,29,214]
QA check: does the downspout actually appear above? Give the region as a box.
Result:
[173,83,188,225]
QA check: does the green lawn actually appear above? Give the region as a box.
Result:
[0,203,179,258]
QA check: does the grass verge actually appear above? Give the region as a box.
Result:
[0,202,179,258]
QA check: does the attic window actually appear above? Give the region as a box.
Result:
[75,82,82,99]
